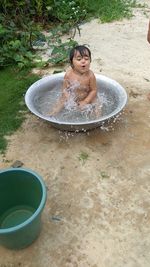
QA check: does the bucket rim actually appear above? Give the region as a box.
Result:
[0,167,47,234]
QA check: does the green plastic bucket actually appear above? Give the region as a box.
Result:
[0,168,47,249]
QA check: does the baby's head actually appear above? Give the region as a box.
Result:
[69,45,91,67]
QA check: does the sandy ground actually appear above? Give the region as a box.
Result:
[0,1,150,266]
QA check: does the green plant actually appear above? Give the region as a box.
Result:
[0,67,40,153]
[100,171,110,179]
[0,14,45,68]
[51,0,87,23]
[78,151,89,165]
[0,0,138,68]
[46,24,78,64]
[48,39,78,65]
[86,0,137,22]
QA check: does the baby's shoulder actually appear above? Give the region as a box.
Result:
[88,69,95,76]
[64,68,73,78]
[88,70,96,80]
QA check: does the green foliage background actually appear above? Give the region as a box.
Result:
[0,0,136,68]
[0,0,137,152]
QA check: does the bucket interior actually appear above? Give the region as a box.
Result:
[0,170,43,229]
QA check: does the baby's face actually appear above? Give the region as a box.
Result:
[72,50,91,74]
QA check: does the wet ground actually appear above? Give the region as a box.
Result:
[0,2,150,266]
[0,88,150,267]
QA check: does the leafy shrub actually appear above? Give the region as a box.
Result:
[50,0,87,23]
[0,0,137,68]
[0,14,46,68]
[46,25,78,64]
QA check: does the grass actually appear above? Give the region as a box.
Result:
[86,0,137,22]
[78,151,89,165]
[100,171,110,179]
[0,67,39,153]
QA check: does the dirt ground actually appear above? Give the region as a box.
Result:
[0,1,150,267]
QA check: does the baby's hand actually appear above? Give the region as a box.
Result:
[79,100,88,109]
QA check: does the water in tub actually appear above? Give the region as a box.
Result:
[34,80,119,123]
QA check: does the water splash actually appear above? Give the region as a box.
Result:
[35,82,118,124]
[25,73,127,131]
[58,113,124,142]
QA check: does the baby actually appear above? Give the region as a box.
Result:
[48,45,99,116]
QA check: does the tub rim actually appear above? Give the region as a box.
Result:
[25,72,128,127]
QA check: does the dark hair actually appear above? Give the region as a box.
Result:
[69,45,91,66]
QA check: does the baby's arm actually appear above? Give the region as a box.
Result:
[62,73,70,99]
[79,72,97,107]
[48,73,69,116]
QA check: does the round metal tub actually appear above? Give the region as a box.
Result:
[25,73,127,131]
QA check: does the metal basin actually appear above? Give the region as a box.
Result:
[25,73,127,131]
